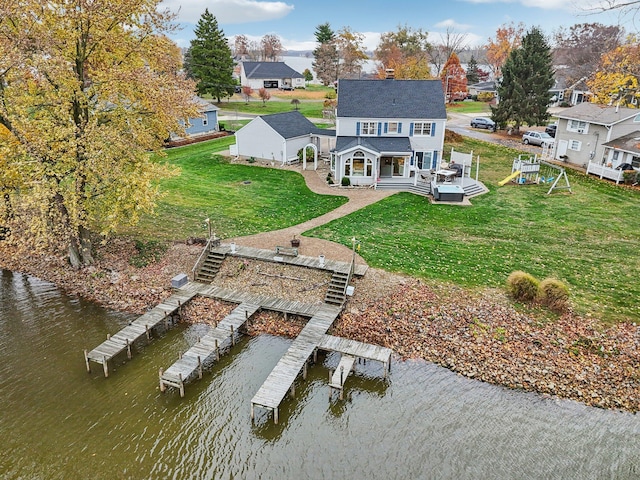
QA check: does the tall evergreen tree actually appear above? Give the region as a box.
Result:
[189,9,234,102]
[312,23,339,86]
[492,27,554,131]
[466,55,480,85]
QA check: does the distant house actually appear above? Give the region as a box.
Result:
[549,69,591,107]
[240,62,305,90]
[553,103,640,182]
[234,111,334,167]
[168,97,220,144]
[331,77,447,187]
[468,81,496,99]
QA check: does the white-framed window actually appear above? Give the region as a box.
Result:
[344,150,372,177]
[568,120,587,133]
[361,122,377,135]
[569,140,582,151]
[413,122,432,136]
[632,155,640,168]
[387,122,399,134]
[202,117,208,126]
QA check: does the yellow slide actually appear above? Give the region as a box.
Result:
[498,170,521,186]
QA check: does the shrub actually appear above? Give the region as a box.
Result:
[478,91,495,102]
[325,90,336,100]
[506,270,539,302]
[129,240,168,268]
[537,278,570,312]
[341,176,351,186]
[297,146,315,162]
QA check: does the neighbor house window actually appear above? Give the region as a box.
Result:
[202,117,208,126]
[361,122,377,135]
[569,140,582,151]
[387,122,399,134]
[632,155,640,168]
[568,120,587,133]
[344,150,372,177]
[413,122,432,135]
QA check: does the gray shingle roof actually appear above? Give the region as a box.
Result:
[242,62,303,79]
[336,79,446,119]
[261,111,329,139]
[334,136,412,154]
[555,103,639,125]
[602,130,640,154]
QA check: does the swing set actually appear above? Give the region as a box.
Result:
[499,154,572,194]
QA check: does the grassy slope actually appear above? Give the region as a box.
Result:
[305,137,640,322]
[128,137,347,241]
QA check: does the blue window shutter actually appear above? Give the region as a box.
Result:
[410,154,414,166]
[356,122,360,135]
[384,122,388,133]
[432,151,439,169]
[431,123,436,136]
[377,123,382,136]
[409,123,414,136]
[398,123,402,133]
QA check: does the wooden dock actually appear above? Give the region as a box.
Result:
[83,284,200,377]
[318,335,393,400]
[159,302,260,397]
[250,304,342,424]
[217,244,369,277]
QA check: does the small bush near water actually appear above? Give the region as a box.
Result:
[537,278,570,312]
[506,271,539,302]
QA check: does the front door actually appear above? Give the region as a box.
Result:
[392,156,406,176]
[380,157,393,177]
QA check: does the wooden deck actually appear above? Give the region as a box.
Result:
[250,304,342,424]
[217,244,368,277]
[159,302,260,396]
[84,285,200,377]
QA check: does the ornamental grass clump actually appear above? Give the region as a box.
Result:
[537,278,570,312]
[506,270,539,302]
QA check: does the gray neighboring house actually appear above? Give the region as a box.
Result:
[331,78,447,187]
[234,111,334,167]
[549,69,591,107]
[553,103,640,182]
[240,62,305,90]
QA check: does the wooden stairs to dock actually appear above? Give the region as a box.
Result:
[195,250,226,282]
[324,270,350,306]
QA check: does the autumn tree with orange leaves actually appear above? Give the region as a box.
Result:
[441,53,468,102]
[485,22,525,78]
[587,38,640,107]
[0,0,199,267]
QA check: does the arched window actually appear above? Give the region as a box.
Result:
[345,150,372,177]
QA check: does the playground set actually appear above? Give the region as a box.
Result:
[499,154,572,194]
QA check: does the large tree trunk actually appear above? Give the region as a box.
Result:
[68,225,94,268]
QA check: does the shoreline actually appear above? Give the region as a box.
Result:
[1,239,638,413]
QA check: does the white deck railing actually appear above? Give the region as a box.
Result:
[586,162,625,184]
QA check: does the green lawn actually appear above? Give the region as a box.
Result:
[127,137,347,241]
[446,100,492,114]
[214,100,326,118]
[305,137,640,323]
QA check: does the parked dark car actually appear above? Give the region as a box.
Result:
[545,123,557,137]
[616,163,635,170]
[470,117,496,131]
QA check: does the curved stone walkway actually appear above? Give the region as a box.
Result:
[226,163,395,264]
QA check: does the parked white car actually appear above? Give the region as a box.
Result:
[522,131,554,147]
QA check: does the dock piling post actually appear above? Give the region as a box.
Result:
[102,356,109,378]
[274,408,279,425]
[159,368,165,392]
[303,361,307,380]
[84,349,91,373]
[339,366,344,400]
[231,325,235,346]
[145,324,150,340]
[197,355,202,379]
[215,339,219,361]
[126,339,132,359]
[179,374,184,398]
[251,404,254,423]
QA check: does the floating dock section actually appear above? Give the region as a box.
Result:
[159,302,260,397]
[84,284,200,377]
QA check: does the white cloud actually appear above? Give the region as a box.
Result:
[160,0,294,25]
[434,19,473,31]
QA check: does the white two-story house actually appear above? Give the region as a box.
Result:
[331,77,447,187]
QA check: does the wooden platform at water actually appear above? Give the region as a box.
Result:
[250,304,342,424]
[159,302,260,396]
[217,244,369,277]
[84,285,200,377]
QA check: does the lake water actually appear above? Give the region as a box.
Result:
[1,269,639,479]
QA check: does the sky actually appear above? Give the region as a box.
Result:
[159,0,633,52]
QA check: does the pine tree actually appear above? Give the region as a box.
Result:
[189,9,235,102]
[492,27,554,131]
[312,23,339,86]
[466,55,480,85]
